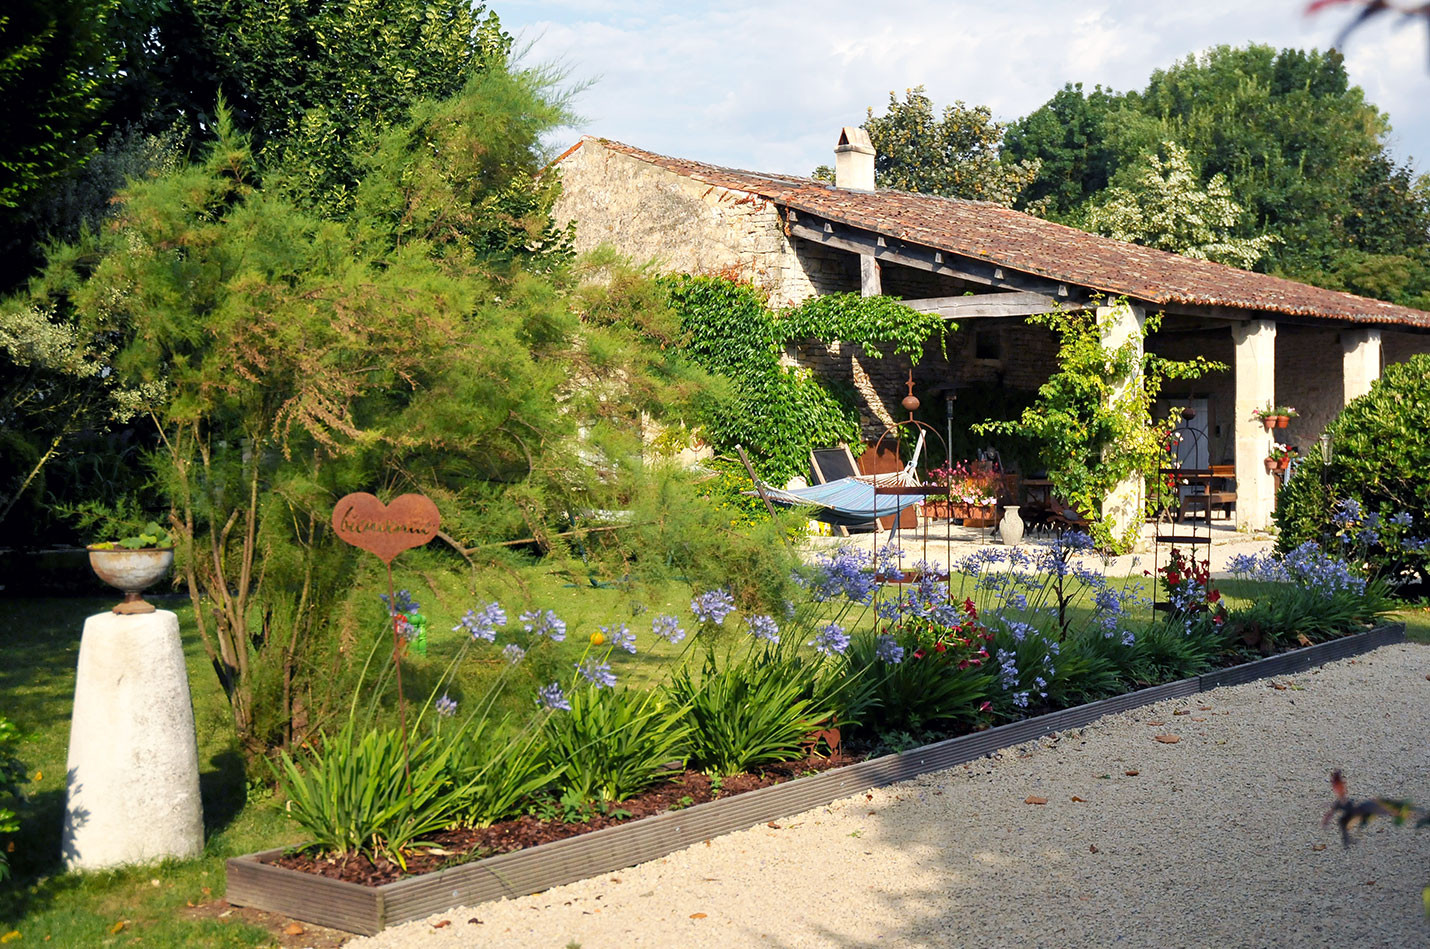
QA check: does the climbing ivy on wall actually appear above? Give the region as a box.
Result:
[661,277,950,485]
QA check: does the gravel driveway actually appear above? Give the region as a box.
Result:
[351,644,1430,949]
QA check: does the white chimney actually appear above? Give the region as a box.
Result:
[834,126,875,191]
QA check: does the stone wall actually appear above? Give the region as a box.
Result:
[552,138,859,307]
[1382,329,1430,367]
[1273,325,1345,451]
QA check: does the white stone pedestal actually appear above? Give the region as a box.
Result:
[62,609,203,870]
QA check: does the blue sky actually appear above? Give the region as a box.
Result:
[500,1,1430,180]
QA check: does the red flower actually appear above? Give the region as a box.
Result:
[934,642,947,653]
[913,649,926,660]
[979,701,992,712]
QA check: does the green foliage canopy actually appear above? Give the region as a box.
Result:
[1276,354,1430,588]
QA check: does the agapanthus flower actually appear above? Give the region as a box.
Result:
[434,693,458,718]
[520,609,567,642]
[691,589,736,625]
[874,634,905,664]
[745,613,780,643]
[809,623,850,656]
[809,546,878,603]
[537,682,570,711]
[651,613,686,644]
[576,658,617,689]
[502,643,526,664]
[380,589,420,615]
[603,623,637,654]
[454,601,506,642]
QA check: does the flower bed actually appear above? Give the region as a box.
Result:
[228,535,1399,934]
[227,621,1405,935]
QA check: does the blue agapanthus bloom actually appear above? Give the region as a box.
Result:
[501,643,526,664]
[874,634,905,664]
[603,623,637,654]
[809,623,850,657]
[651,613,686,645]
[537,682,570,711]
[520,609,567,642]
[809,546,878,604]
[434,693,458,718]
[691,589,736,625]
[454,601,506,642]
[997,649,1019,691]
[379,589,420,615]
[745,613,780,643]
[576,658,617,689]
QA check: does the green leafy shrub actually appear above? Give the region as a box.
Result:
[668,643,832,777]
[1276,354,1430,588]
[542,687,691,803]
[845,625,993,737]
[0,716,25,881]
[446,717,553,827]
[274,719,471,868]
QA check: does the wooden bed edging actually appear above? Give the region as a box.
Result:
[225,622,1407,935]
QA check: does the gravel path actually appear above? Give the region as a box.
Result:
[352,644,1430,949]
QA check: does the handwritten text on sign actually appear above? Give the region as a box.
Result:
[331,492,440,564]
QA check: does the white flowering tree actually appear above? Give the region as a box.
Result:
[1083,141,1278,270]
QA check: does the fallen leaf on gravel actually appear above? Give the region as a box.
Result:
[767,822,781,829]
[1025,796,1048,805]
[283,922,304,936]
[1071,796,1087,802]
[610,877,622,883]
[468,918,482,925]
[1154,735,1180,744]
[1272,683,1287,690]
[1199,706,1212,711]
[865,793,873,800]
[1191,717,1206,722]
[1173,709,1189,716]
[1363,880,1375,886]
[1125,770,1140,776]
[1312,844,1327,851]
[433,920,451,929]
[1089,845,1099,853]
[690,913,708,919]
[1146,721,1165,726]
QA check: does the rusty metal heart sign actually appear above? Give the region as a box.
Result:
[332,492,441,564]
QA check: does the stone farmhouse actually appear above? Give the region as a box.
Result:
[550,129,1430,534]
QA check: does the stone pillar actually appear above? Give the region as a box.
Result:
[1341,328,1382,405]
[1232,320,1277,531]
[859,254,881,297]
[1097,300,1146,542]
[63,610,203,871]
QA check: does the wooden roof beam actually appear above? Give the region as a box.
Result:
[903,291,1085,319]
[786,211,1078,299]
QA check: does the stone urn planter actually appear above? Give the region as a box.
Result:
[87,547,175,614]
[998,505,1024,545]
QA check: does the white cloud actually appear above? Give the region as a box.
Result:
[510,0,1430,176]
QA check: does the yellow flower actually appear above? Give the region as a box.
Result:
[589,631,605,646]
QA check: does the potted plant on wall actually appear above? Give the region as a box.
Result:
[1274,406,1297,428]
[88,521,176,614]
[1251,404,1277,431]
[1264,443,1296,473]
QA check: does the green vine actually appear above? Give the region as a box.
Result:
[976,299,1221,552]
[660,277,949,484]
[778,293,949,360]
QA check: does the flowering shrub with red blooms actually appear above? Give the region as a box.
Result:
[900,598,994,669]
[1156,548,1223,623]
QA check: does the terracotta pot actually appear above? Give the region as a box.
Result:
[1261,417,1276,431]
[1276,458,1290,471]
[965,506,997,528]
[1276,416,1289,428]
[1264,458,1276,473]
[87,547,174,614]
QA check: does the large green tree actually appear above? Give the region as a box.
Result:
[817,86,1039,206]
[8,68,697,756]
[1005,44,1430,306]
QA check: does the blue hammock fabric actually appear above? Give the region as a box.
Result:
[751,477,928,527]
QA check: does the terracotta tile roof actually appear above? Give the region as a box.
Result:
[577,137,1430,329]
